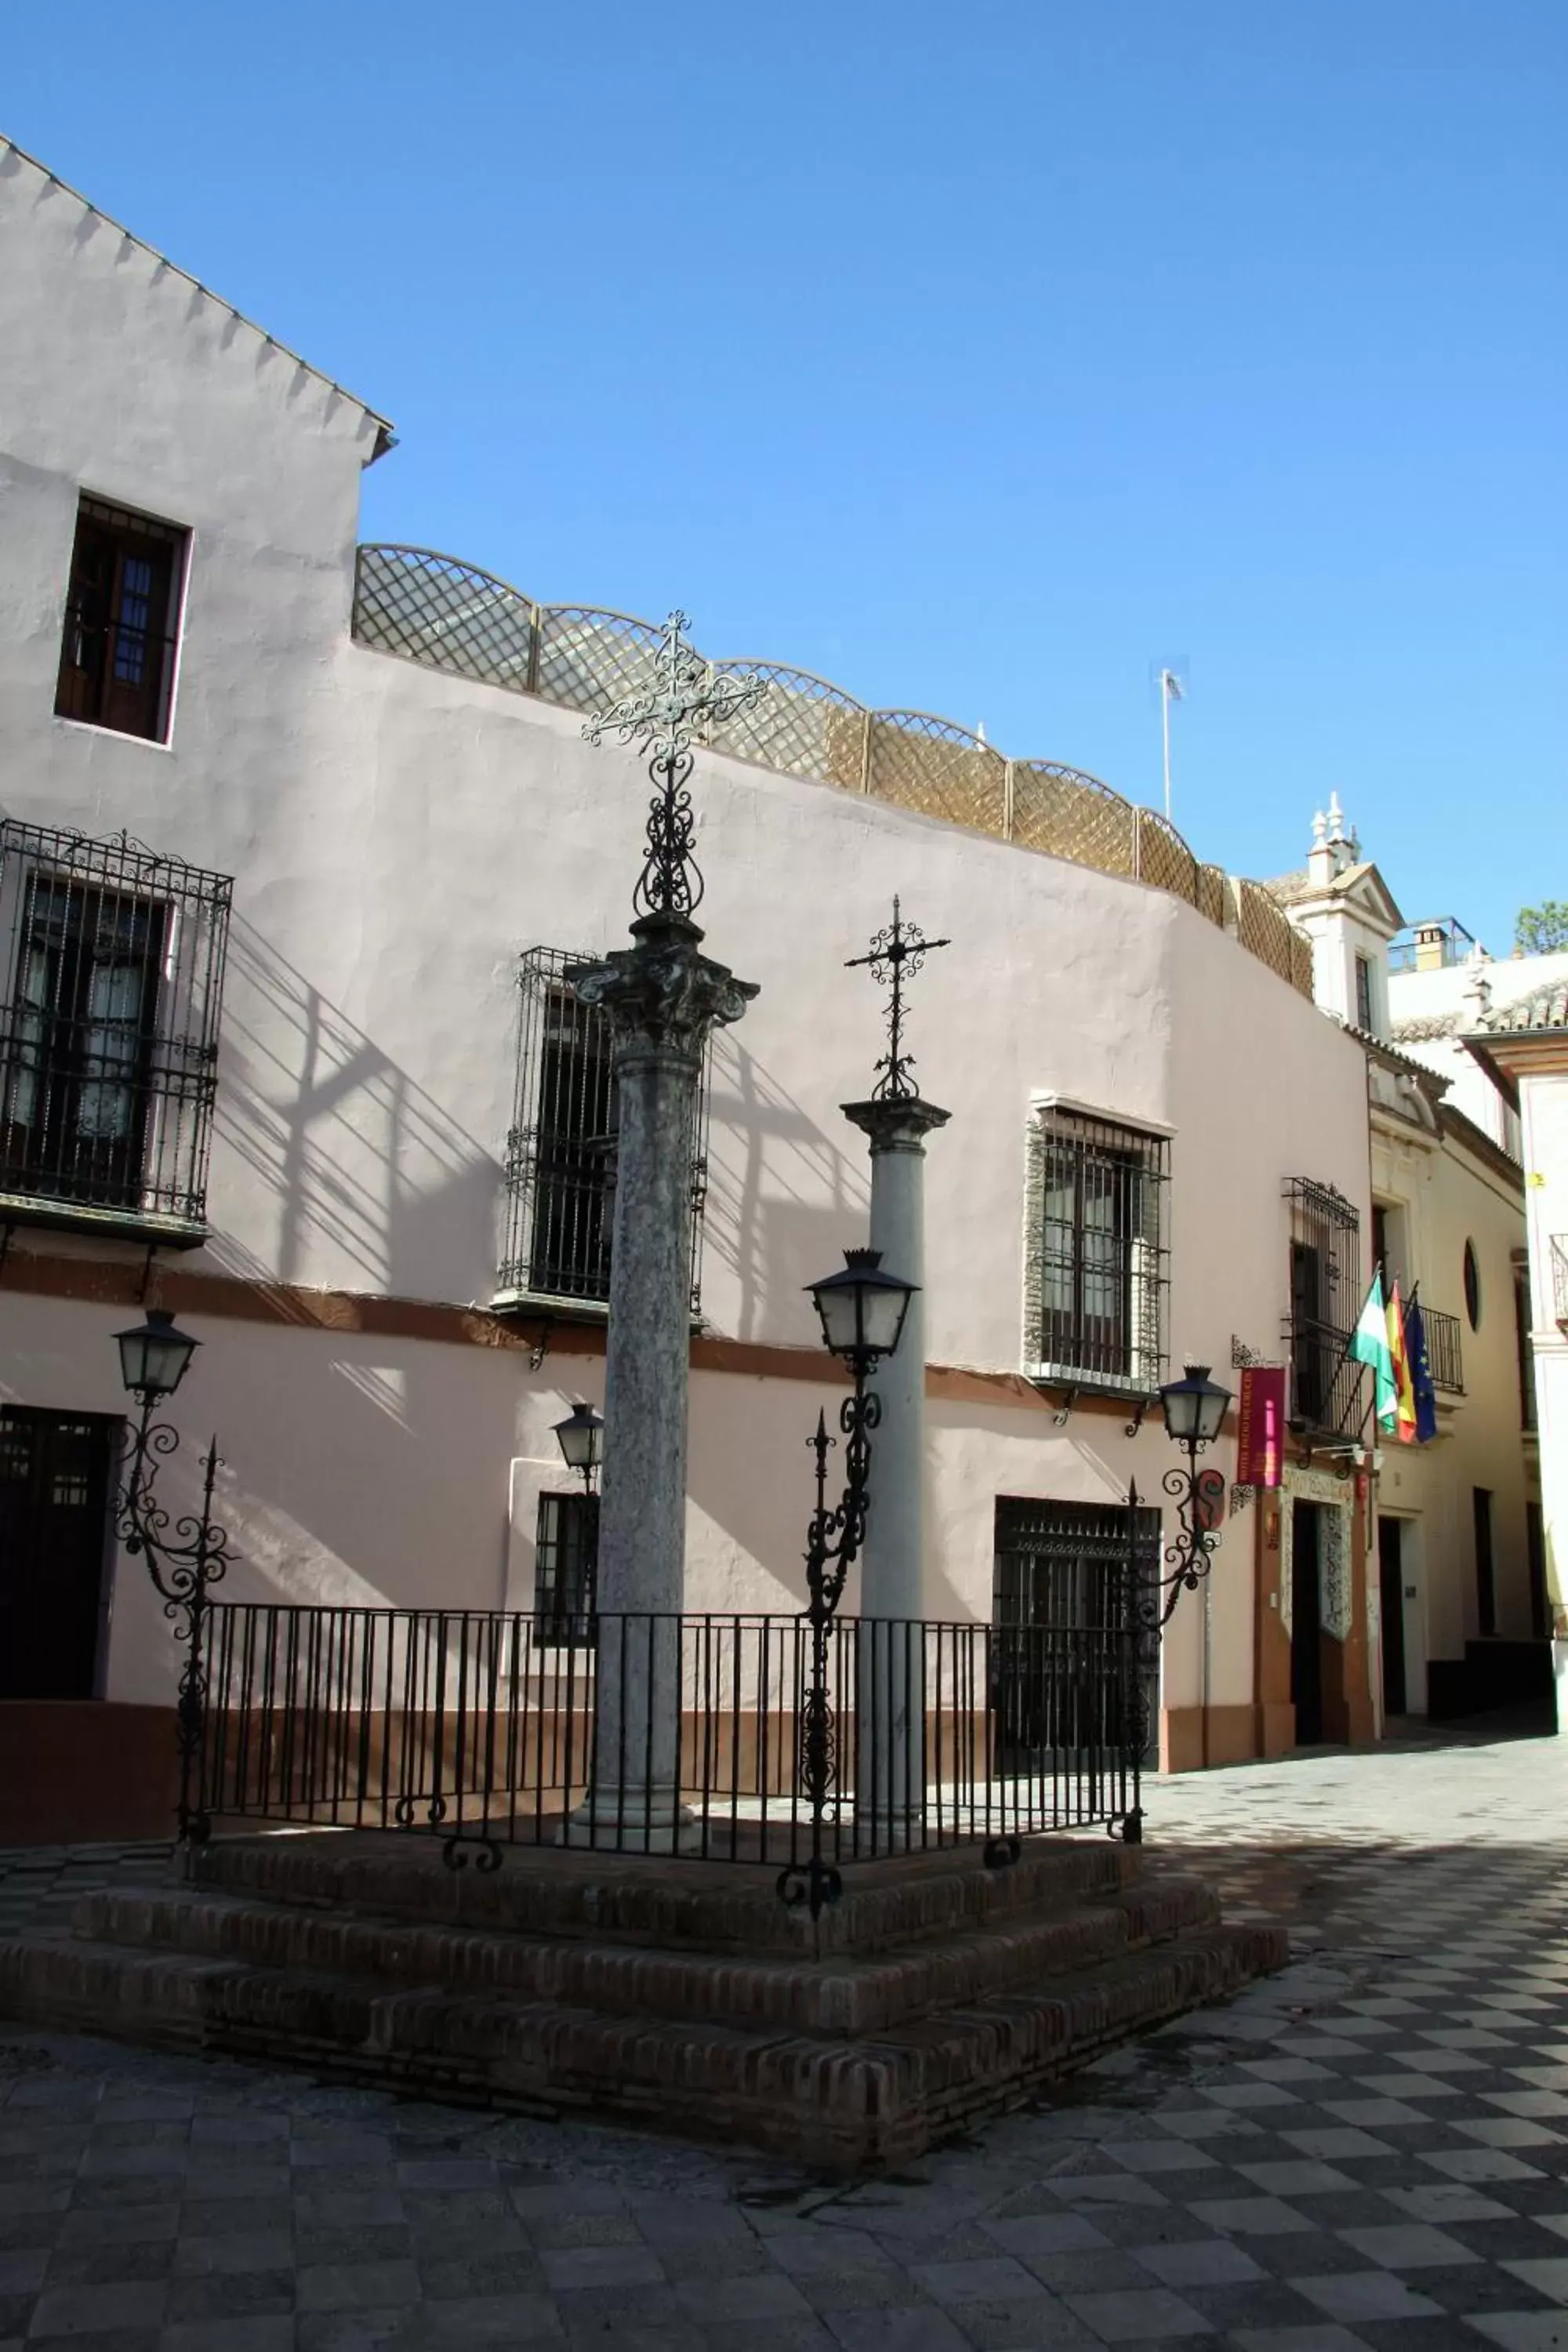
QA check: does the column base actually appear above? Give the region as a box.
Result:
[555,1790,702,1854]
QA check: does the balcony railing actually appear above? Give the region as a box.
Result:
[350,545,1316,1001]
[1554,1237,1568,1334]
[1419,1305,1464,1394]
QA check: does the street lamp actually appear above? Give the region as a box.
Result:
[112,1311,231,1844]
[552,1402,604,1494]
[1149,1362,1234,1627]
[782,1247,918,1921]
[114,1308,200,1404]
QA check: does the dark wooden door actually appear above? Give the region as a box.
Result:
[1378,1516,1406,1717]
[1290,1501,1323,1744]
[0,1409,118,1699]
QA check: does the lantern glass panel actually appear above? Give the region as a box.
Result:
[553,1404,603,1475]
[114,1310,198,1400]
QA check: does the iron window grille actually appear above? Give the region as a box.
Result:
[1283,1176,1363,1437]
[54,497,187,744]
[533,1490,599,1646]
[993,1497,1159,1769]
[496,946,711,1313]
[1024,1105,1169,1392]
[0,823,232,1239]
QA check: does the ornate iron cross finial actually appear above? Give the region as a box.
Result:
[583,612,769,921]
[845,896,950,1101]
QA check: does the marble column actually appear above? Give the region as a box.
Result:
[840,1093,949,1847]
[563,911,757,1850]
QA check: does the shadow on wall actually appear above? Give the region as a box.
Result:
[704,1031,869,1346]
[214,917,502,1305]
[188,919,519,1615]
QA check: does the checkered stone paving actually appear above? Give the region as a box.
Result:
[1,1717,1566,2349]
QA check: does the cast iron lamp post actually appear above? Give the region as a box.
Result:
[1150,1362,1233,1625]
[1112,1362,1234,1847]
[113,1308,232,1845]
[781,1247,917,1919]
[552,1401,604,1495]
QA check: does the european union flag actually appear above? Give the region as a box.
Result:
[1406,1301,1439,1443]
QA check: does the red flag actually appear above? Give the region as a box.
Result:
[1236,1366,1285,1487]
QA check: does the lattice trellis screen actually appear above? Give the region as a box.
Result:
[354,547,537,688]
[1134,811,1199,902]
[1010,762,1138,878]
[866,713,1007,837]
[709,663,867,790]
[534,606,663,715]
[350,545,1316,995]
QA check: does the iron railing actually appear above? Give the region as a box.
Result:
[1283,1177,1364,1438]
[196,1604,1147,1871]
[0,824,232,1236]
[350,546,1312,1000]
[1420,1305,1464,1393]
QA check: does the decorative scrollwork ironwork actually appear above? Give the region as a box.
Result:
[789,1369,885,1922]
[844,896,951,1102]
[583,611,769,920]
[442,1833,503,1874]
[118,1403,235,1846]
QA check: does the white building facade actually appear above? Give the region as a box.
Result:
[0,139,1378,1838]
[1268,811,1544,1723]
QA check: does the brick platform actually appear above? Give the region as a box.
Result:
[0,1831,1284,2167]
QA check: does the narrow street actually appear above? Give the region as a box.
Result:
[2,1719,1566,2352]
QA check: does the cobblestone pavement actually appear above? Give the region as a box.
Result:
[2,1715,1566,2352]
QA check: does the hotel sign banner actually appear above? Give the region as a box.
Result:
[1236,1365,1286,1488]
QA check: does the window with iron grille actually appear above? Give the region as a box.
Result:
[0,823,231,1236]
[992,1497,1159,1768]
[1023,1105,1169,1390]
[534,1490,598,1645]
[54,498,187,744]
[1355,954,1374,1033]
[496,946,710,1312]
[1283,1177,1363,1436]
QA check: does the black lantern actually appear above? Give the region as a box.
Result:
[1159,1363,1232,1448]
[114,1309,200,1403]
[553,1401,604,1491]
[806,1247,916,1370]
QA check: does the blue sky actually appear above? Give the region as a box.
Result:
[8,1,1563,946]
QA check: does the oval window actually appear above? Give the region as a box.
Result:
[1463,1240,1481,1331]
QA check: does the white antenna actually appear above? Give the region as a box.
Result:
[1156,667,1185,822]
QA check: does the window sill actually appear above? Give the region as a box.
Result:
[0,1194,209,1250]
[53,714,175,754]
[490,1288,611,1323]
[1026,1363,1161,1406]
[490,1287,707,1337]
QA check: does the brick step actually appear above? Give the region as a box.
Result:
[189,1828,1140,1955]
[0,1916,1286,2168]
[71,1872,1221,2036]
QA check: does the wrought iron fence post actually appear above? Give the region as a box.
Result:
[118,1401,233,1847]
[779,1369,881,1922]
[1116,1483,1151,1844]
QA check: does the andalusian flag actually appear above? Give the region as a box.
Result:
[1387,1278,1418,1445]
[1350,1269,1398,1432]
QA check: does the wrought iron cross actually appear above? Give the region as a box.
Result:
[845,896,950,1102]
[583,611,768,921]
